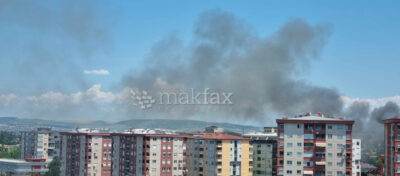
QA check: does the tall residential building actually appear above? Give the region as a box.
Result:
[382,117,400,176]
[352,139,361,176]
[187,133,253,176]
[276,113,354,176]
[20,127,61,162]
[60,128,189,176]
[243,127,277,176]
[141,134,188,176]
[110,133,144,176]
[60,129,113,176]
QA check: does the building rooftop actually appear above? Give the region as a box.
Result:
[276,113,354,124]
[382,117,400,123]
[193,133,250,140]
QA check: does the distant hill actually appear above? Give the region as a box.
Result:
[0,117,262,133]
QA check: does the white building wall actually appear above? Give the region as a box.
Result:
[352,139,361,176]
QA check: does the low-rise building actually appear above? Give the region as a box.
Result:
[0,158,48,176]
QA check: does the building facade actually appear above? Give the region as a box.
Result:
[60,130,112,176]
[276,114,354,176]
[20,128,61,162]
[243,127,277,176]
[60,129,189,176]
[382,117,400,176]
[187,133,253,176]
[352,139,361,176]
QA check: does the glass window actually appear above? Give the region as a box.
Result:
[287,143,293,147]
[304,134,314,139]
[346,134,351,140]
[337,125,343,129]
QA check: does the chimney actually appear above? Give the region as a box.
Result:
[317,112,322,117]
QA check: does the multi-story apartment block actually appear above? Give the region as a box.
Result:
[187,133,253,176]
[352,139,361,176]
[276,113,354,176]
[141,134,188,176]
[111,133,144,176]
[60,129,189,176]
[243,127,277,176]
[20,127,61,162]
[382,117,400,176]
[59,129,113,176]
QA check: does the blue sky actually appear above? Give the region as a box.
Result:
[1,0,400,121]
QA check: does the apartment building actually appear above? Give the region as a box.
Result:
[141,134,188,176]
[187,133,253,176]
[352,139,361,176]
[276,113,354,176]
[111,133,144,176]
[59,128,189,176]
[59,129,113,176]
[20,127,61,162]
[382,117,400,176]
[243,127,277,176]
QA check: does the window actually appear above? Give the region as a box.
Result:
[287,152,293,156]
[327,134,332,139]
[328,143,333,148]
[328,153,333,157]
[337,144,343,148]
[337,135,343,139]
[287,160,292,165]
[287,134,293,138]
[346,134,351,140]
[297,124,301,128]
[346,125,351,131]
[279,133,284,139]
[304,152,313,158]
[327,125,332,129]
[297,170,301,174]
[286,170,292,174]
[279,124,284,129]
[296,161,301,166]
[337,125,343,129]
[287,143,293,147]
[328,162,332,166]
[304,134,314,139]
[280,142,284,147]
[297,143,302,147]
[297,152,302,156]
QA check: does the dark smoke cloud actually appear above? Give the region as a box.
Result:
[122,9,342,121]
[0,0,112,94]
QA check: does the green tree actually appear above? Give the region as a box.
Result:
[373,157,382,168]
[44,156,60,176]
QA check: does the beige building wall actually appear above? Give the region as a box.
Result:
[283,123,304,175]
[88,136,103,176]
[241,140,253,176]
[172,138,185,176]
[326,124,346,176]
[221,140,231,176]
[149,137,161,176]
